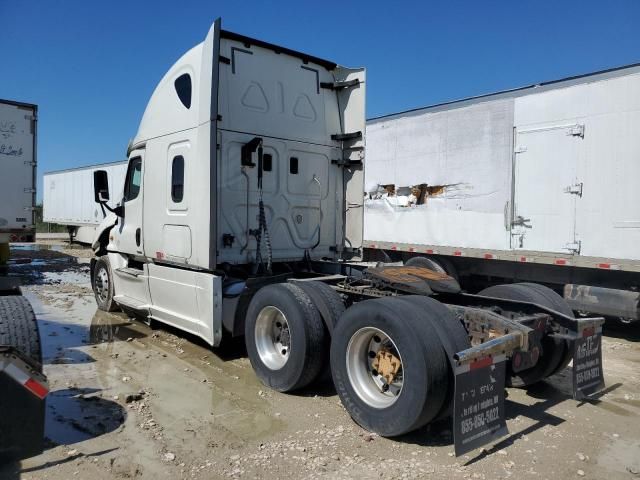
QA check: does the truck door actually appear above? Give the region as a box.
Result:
[116,154,145,257]
[511,124,583,253]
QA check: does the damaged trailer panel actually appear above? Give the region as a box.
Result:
[364,63,640,321]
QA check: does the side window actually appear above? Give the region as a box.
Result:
[123,157,142,202]
[174,74,192,109]
[171,155,185,203]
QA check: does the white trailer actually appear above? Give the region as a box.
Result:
[0,99,48,462]
[43,161,127,243]
[365,63,640,322]
[87,18,605,455]
[0,99,37,248]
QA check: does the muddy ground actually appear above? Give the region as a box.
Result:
[1,241,639,480]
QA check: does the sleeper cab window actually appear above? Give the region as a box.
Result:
[174,73,192,109]
[171,155,185,203]
[124,157,142,201]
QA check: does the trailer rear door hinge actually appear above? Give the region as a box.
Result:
[320,78,360,91]
[565,241,581,254]
[564,182,583,197]
[568,124,585,138]
[23,188,35,194]
[23,161,36,166]
[514,145,527,154]
[219,55,231,64]
[331,131,362,142]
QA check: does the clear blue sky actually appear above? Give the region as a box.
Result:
[1,1,638,201]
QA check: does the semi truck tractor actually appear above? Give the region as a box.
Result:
[90,19,605,455]
[0,98,48,462]
[364,63,640,324]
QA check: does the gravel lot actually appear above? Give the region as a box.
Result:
[1,241,639,480]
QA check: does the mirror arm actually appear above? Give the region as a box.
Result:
[99,201,124,217]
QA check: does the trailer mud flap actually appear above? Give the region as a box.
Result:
[0,347,48,462]
[454,355,508,456]
[572,325,604,400]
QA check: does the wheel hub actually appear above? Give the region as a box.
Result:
[255,306,291,370]
[372,349,401,385]
[95,267,109,302]
[346,327,404,408]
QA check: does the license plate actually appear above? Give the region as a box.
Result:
[453,355,508,456]
[572,326,604,399]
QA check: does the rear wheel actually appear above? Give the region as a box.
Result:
[479,283,571,387]
[245,283,326,392]
[397,295,470,419]
[330,297,448,436]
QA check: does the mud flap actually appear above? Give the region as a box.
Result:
[454,355,508,456]
[0,346,48,462]
[572,325,604,400]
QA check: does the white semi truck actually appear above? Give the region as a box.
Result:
[90,19,605,455]
[43,160,128,243]
[364,63,640,324]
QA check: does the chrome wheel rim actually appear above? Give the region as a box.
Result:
[255,306,291,370]
[346,327,404,408]
[95,266,110,303]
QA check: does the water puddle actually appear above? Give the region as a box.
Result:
[45,388,125,445]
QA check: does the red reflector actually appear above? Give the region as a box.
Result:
[520,257,527,262]
[582,327,596,338]
[425,249,434,254]
[369,244,376,248]
[24,378,48,399]
[408,248,415,252]
[597,263,610,269]
[453,251,462,256]
[391,246,397,250]
[470,356,493,370]
[484,253,495,259]
[554,259,567,265]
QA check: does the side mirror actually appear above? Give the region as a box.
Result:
[93,170,110,203]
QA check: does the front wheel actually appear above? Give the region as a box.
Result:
[92,256,118,312]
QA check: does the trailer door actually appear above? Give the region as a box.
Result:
[511,124,583,253]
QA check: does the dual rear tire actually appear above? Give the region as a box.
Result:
[245,284,465,437]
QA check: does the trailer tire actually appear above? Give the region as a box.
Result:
[245,283,326,392]
[397,295,471,419]
[478,283,568,387]
[330,297,449,436]
[405,256,446,273]
[0,296,42,369]
[516,283,574,376]
[93,256,118,312]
